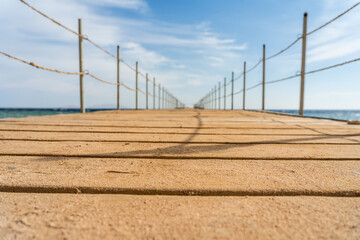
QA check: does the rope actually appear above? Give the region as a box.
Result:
[0,50,143,92]
[246,59,262,74]
[233,59,263,81]
[234,73,243,81]
[266,2,360,60]
[245,82,262,92]
[201,56,360,102]
[2,49,179,104]
[19,0,154,85]
[266,57,360,86]
[226,79,232,86]
[0,50,85,75]
[233,90,243,95]
[307,2,360,36]
[306,57,360,75]
[196,2,360,104]
[145,92,176,104]
[266,37,302,60]
[266,74,299,85]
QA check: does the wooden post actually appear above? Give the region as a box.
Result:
[218,82,221,110]
[135,61,138,110]
[78,19,85,113]
[215,86,217,110]
[116,46,120,110]
[210,92,211,109]
[212,88,214,109]
[162,87,165,109]
[209,90,211,109]
[153,78,156,110]
[213,88,215,110]
[209,92,210,109]
[205,94,207,109]
[146,73,148,110]
[262,44,266,111]
[299,12,308,116]
[205,95,207,109]
[231,72,234,110]
[208,94,209,109]
[208,93,210,109]
[213,89,215,109]
[243,62,246,110]
[224,78,226,110]
[158,84,161,109]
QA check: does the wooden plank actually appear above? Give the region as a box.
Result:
[0,124,359,135]
[1,193,359,240]
[1,141,360,159]
[0,131,359,143]
[1,156,359,195]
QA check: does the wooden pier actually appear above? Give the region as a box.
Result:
[1,109,359,239]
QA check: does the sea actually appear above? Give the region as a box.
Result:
[0,108,359,121]
[0,108,112,119]
[267,109,360,121]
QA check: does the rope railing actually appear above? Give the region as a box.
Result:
[1,50,181,108]
[0,51,84,76]
[196,2,360,112]
[6,0,184,110]
[229,1,360,81]
[147,92,175,104]
[307,2,360,36]
[19,0,158,86]
[1,50,138,91]
[198,56,360,108]
[265,37,302,61]
[225,79,233,86]
[233,90,243,96]
[267,1,360,60]
[233,74,243,81]
[233,59,261,81]
[267,57,360,85]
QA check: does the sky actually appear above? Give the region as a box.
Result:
[0,0,359,109]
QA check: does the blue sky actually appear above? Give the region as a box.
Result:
[0,0,359,109]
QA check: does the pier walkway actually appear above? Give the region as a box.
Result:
[0,109,359,239]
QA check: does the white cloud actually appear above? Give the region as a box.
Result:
[0,0,247,108]
[307,0,360,62]
[308,36,360,63]
[123,42,169,67]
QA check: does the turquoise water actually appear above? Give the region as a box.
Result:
[0,109,359,121]
[0,108,111,119]
[267,110,360,121]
